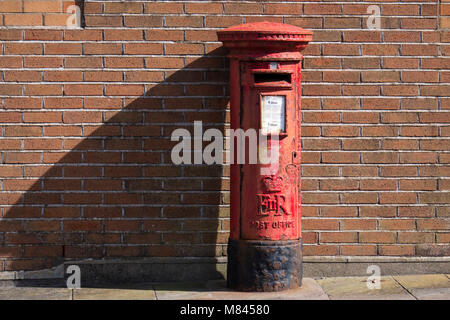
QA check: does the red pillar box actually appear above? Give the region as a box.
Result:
[218,22,312,291]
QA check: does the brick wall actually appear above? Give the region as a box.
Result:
[0,0,449,272]
[0,0,82,27]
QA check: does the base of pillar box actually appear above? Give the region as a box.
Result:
[227,238,302,292]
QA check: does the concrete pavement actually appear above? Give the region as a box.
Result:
[0,274,448,300]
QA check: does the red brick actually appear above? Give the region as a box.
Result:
[105,57,144,68]
[4,43,42,55]
[84,71,122,82]
[0,0,22,12]
[25,138,62,150]
[379,245,415,256]
[185,2,222,14]
[45,43,81,55]
[303,245,338,256]
[323,71,360,82]
[322,152,360,164]
[360,206,396,217]
[342,139,380,150]
[105,85,144,96]
[204,16,243,28]
[341,245,377,256]
[380,192,417,204]
[124,16,163,27]
[401,127,438,137]
[64,84,103,96]
[362,126,398,137]
[321,207,358,217]
[342,166,378,177]
[44,71,82,82]
[398,232,434,243]
[401,18,436,29]
[23,0,61,12]
[341,193,378,204]
[124,43,163,55]
[379,219,416,230]
[382,4,419,16]
[360,232,396,244]
[340,219,377,230]
[64,220,102,232]
[65,57,102,68]
[320,232,357,243]
[4,14,42,26]
[23,112,61,123]
[400,179,437,191]
[105,220,141,232]
[104,30,143,41]
[301,193,339,204]
[303,219,339,230]
[64,30,102,41]
[5,126,42,137]
[104,1,142,13]
[145,2,182,13]
[383,58,419,69]
[304,4,341,15]
[344,31,381,42]
[320,179,358,191]
[360,179,397,190]
[63,111,102,124]
[383,31,421,42]
[84,43,122,55]
[145,30,183,41]
[44,97,82,109]
[398,206,434,217]
[24,57,63,68]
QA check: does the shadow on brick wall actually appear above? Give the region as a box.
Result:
[1,47,230,284]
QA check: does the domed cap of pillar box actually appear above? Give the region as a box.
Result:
[217,21,313,55]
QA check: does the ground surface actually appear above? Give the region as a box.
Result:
[0,274,448,300]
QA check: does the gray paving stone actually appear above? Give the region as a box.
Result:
[73,287,156,300]
[410,287,450,300]
[317,276,414,300]
[1,274,448,300]
[0,287,72,300]
[154,278,328,300]
[393,274,450,290]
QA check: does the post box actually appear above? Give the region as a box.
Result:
[218,22,312,292]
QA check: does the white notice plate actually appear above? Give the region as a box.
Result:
[261,95,285,134]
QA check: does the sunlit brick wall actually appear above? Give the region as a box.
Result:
[0,0,80,27]
[0,0,449,272]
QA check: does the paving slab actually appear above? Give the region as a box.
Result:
[393,274,450,290]
[154,278,328,300]
[0,287,72,300]
[73,287,156,300]
[393,274,450,300]
[409,287,450,300]
[316,276,414,300]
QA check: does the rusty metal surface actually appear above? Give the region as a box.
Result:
[227,239,302,292]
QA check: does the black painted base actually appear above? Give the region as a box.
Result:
[227,238,302,292]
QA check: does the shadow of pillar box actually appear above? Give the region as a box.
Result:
[2,47,229,275]
[218,22,312,292]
